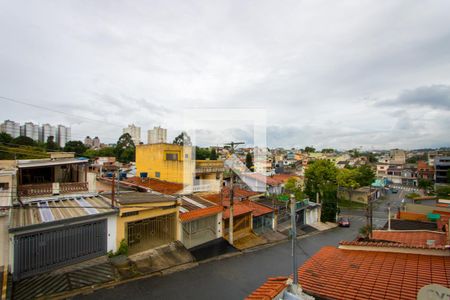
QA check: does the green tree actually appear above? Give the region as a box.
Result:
[284,177,304,200]
[0,132,13,144]
[355,165,375,186]
[12,136,36,146]
[245,152,254,171]
[45,136,60,151]
[337,168,360,202]
[64,140,87,156]
[84,147,116,158]
[304,146,315,153]
[418,179,433,191]
[304,159,337,199]
[209,148,218,160]
[195,147,211,160]
[321,148,334,153]
[115,133,135,163]
[173,131,191,146]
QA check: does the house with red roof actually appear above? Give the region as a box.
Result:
[177,195,224,249]
[200,187,276,244]
[247,225,450,300]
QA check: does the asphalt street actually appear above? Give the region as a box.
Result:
[75,217,365,300]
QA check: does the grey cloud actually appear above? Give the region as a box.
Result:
[380,85,450,110]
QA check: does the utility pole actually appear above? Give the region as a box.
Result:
[224,141,245,245]
[290,194,298,294]
[111,172,116,208]
[387,202,391,231]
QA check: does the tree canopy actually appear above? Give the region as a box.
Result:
[64,140,87,156]
[115,133,135,163]
[245,152,254,171]
[210,148,218,160]
[304,159,338,199]
[12,136,36,147]
[195,147,211,160]
[304,146,315,153]
[173,131,192,146]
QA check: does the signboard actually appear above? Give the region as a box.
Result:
[417,284,450,300]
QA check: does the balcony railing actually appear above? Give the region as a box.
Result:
[18,182,89,197]
[195,160,225,173]
[60,182,89,193]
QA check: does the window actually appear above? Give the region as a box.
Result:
[155,172,160,178]
[185,154,188,159]
[0,183,9,191]
[166,153,178,161]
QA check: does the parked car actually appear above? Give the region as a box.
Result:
[391,188,398,193]
[338,217,350,227]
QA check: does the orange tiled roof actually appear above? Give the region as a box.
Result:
[223,203,253,219]
[201,187,261,206]
[242,200,274,217]
[372,230,447,247]
[246,277,288,300]
[125,176,183,195]
[339,239,448,250]
[398,211,428,221]
[298,246,450,300]
[180,205,223,222]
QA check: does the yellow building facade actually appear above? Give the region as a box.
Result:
[136,143,195,186]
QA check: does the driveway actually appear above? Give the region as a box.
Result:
[75,218,364,300]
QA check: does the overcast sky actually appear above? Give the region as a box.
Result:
[1,1,450,150]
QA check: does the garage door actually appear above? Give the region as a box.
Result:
[127,213,176,254]
[13,220,107,281]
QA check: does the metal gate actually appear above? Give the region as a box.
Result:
[127,213,176,254]
[14,220,107,281]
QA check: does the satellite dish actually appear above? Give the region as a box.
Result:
[417,284,450,300]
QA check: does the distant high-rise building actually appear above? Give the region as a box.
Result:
[56,125,71,147]
[20,122,40,141]
[147,126,167,144]
[84,136,93,147]
[40,123,56,143]
[0,120,20,138]
[123,124,141,145]
[93,136,100,148]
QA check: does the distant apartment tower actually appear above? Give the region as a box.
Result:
[435,156,450,184]
[123,124,141,145]
[40,123,56,143]
[92,136,100,148]
[0,120,20,138]
[20,122,40,141]
[56,125,71,147]
[147,126,167,144]
[84,136,93,147]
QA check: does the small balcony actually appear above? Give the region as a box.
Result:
[18,182,89,197]
[195,160,225,174]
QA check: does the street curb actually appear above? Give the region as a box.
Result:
[43,226,340,299]
[47,262,199,300]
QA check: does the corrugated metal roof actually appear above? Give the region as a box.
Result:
[10,194,116,232]
[17,158,88,168]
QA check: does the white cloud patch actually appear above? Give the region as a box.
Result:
[1,1,450,149]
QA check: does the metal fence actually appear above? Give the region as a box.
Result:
[13,220,107,281]
[126,213,176,254]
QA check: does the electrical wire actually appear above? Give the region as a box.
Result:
[0,95,124,129]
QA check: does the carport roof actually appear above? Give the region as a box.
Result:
[17,158,88,168]
[105,191,178,205]
[10,194,116,232]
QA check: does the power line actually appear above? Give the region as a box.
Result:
[0,95,124,129]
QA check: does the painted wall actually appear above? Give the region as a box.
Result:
[136,143,195,185]
[116,203,179,249]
